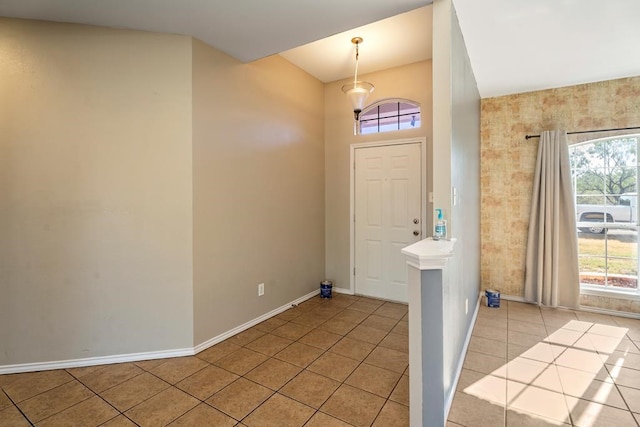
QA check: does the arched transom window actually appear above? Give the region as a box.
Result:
[359,99,421,135]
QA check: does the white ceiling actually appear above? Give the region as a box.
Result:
[1,0,639,98]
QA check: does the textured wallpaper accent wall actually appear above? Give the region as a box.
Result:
[480,76,640,312]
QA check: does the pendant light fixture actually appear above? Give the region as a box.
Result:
[342,37,374,122]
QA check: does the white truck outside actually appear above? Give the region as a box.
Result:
[576,193,637,233]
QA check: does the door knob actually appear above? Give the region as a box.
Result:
[413,230,420,236]
[413,218,419,224]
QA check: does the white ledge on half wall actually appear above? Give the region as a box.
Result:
[401,237,457,270]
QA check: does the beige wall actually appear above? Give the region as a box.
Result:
[481,76,640,312]
[192,40,326,345]
[0,19,194,365]
[324,61,433,290]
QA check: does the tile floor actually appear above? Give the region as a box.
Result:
[448,299,640,427]
[1,295,638,426]
[0,294,410,426]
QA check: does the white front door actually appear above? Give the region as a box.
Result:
[354,142,422,302]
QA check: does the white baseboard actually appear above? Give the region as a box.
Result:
[0,289,320,375]
[444,290,482,420]
[0,348,194,375]
[193,289,318,353]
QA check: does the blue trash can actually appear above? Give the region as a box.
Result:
[485,289,500,308]
[320,280,333,298]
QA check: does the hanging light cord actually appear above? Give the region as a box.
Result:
[353,41,359,86]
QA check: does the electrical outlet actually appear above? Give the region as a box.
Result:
[258,283,264,296]
[465,298,468,315]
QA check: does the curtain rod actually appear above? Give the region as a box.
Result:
[524,126,640,140]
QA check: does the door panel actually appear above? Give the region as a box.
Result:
[355,143,422,302]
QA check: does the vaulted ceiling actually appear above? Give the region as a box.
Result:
[1,0,639,98]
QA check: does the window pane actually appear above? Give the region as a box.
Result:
[358,99,420,135]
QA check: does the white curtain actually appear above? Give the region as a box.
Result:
[524,130,580,308]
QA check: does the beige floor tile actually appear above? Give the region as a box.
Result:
[509,319,548,337]
[271,323,313,341]
[379,332,409,353]
[463,350,507,376]
[509,330,547,348]
[275,308,305,321]
[555,365,612,392]
[2,370,74,403]
[17,380,94,423]
[507,382,570,423]
[634,412,640,424]
[298,329,343,350]
[279,370,340,408]
[100,414,138,426]
[575,312,619,326]
[195,341,243,364]
[168,403,236,426]
[364,346,409,374]
[227,327,267,346]
[567,396,637,426]
[0,405,31,427]
[245,333,293,356]
[253,317,288,332]
[133,358,169,371]
[304,411,353,427]
[448,390,505,427]
[320,384,385,427]
[373,304,408,320]
[610,365,640,390]
[456,368,486,391]
[274,342,324,368]
[125,387,199,426]
[100,372,169,412]
[345,363,402,398]
[37,395,118,427]
[332,309,369,324]
[321,319,359,336]
[446,422,465,427]
[175,365,239,401]
[77,363,143,394]
[349,300,384,314]
[390,374,409,406]
[392,320,409,336]
[540,308,578,327]
[0,390,11,411]
[290,312,331,328]
[505,358,562,392]
[508,342,560,363]
[588,335,640,355]
[559,320,594,333]
[506,409,570,426]
[372,400,409,426]
[361,314,399,332]
[544,328,585,348]
[330,337,375,361]
[346,324,388,345]
[207,378,273,420]
[617,385,640,413]
[213,348,269,376]
[601,350,640,370]
[469,336,507,359]
[64,365,104,379]
[588,324,629,339]
[508,311,544,325]
[243,393,314,427]
[307,352,360,382]
[149,356,208,384]
[554,348,606,374]
[461,373,508,407]
[560,373,627,409]
[245,358,301,390]
[473,324,508,342]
